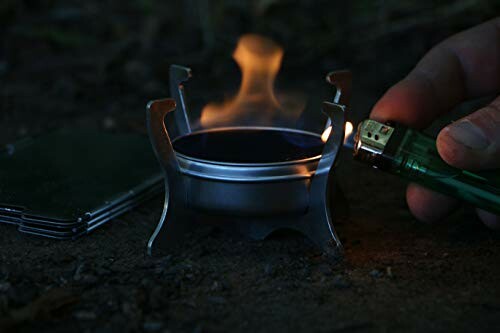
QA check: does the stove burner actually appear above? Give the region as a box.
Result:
[173,127,324,164]
[146,65,351,259]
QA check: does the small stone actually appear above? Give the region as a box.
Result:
[211,281,220,291]
[4,144,15,156]
[18,126,28,136]
[73,262,85,281]
[386,266,393,278]
[103,116,116,129]
[264,263,274,276]
[369,269,383,278]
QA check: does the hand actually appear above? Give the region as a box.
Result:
[370,18,500,228]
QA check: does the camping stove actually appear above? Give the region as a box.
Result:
[147,65,351,258]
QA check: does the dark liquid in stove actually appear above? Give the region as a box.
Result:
[173,128,324,163]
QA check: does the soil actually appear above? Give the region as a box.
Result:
[1,2,499,332]
[1,152,499,332]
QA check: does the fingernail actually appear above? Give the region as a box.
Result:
[445,120,490,150]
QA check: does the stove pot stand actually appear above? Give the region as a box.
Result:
[146,66,351,258]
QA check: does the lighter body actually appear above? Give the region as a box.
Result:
[353,120,500,215]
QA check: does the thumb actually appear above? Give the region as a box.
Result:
[437,96,500,170]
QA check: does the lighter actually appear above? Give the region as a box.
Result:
[353,120,500,215]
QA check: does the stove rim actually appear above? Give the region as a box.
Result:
[172,126,324,168]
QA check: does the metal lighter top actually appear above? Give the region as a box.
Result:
[353,120,395,164]
[353,119,500,215]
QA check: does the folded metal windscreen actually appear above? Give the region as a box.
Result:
[0,129,163,239]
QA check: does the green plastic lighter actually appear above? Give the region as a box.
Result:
[352,120,500,215]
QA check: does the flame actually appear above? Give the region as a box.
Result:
[199,33,352,143]
[345,121,354,141]
[321,126,332,143]
[321,121,354,143]
[200,34,285,128]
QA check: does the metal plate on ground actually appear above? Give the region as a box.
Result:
[0,129,163,239]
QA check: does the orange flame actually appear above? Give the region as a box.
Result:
[345,121,354,140]
[321,126,332,143]
[200,34,285,128]
[321,121,354,143]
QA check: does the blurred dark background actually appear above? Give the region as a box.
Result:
[1,0,498,142]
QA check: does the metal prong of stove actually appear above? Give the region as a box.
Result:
[169,64,192,137]
[324,70,352,131]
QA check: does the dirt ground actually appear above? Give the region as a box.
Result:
[1,2,500,332]
[1,152,500,333]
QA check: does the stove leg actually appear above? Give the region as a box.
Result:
[226,185,344,260]
[242,181,344,259]
[303,102,346,258]
[146,98,190,256]
[300,194,343,260]
[147,182,192,256]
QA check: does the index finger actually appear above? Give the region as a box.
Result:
[370,17,500,128]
